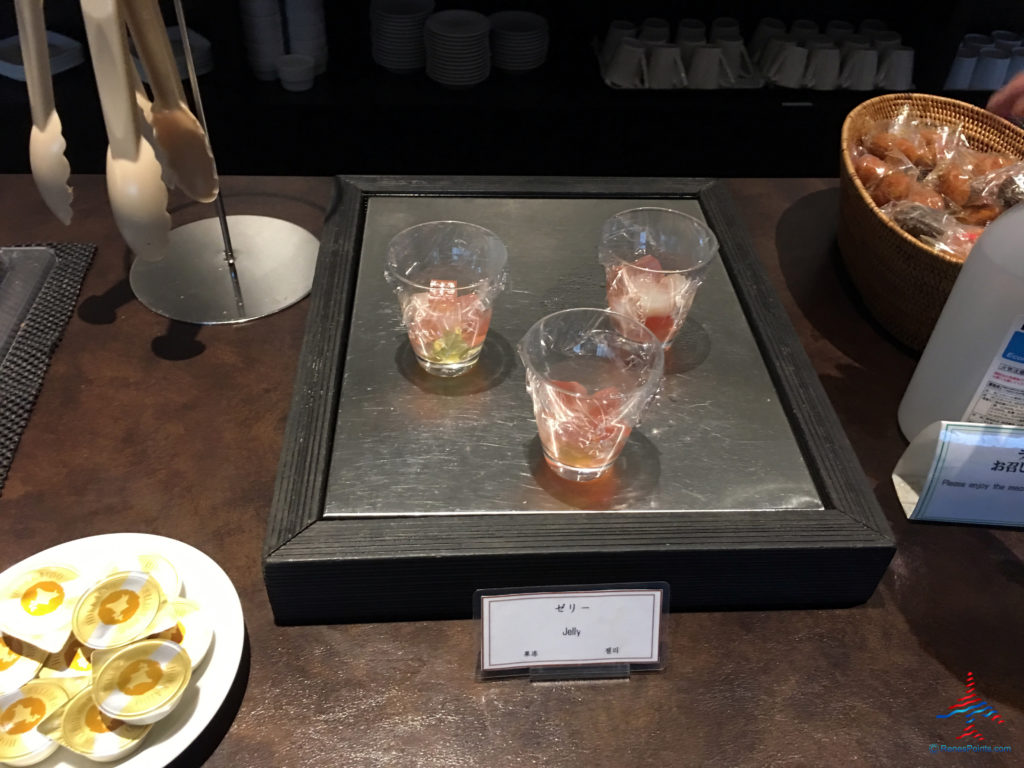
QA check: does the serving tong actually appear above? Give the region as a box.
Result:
[16,0,218,261]
[14,0,73,225]
[15,0,316,324]
[121,0,218,203]
[81,0,170,261]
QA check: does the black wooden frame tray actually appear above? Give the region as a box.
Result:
[263,176,895,624]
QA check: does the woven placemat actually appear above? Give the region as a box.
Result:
[0,242,95,494]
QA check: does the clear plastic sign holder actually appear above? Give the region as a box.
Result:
[128,0,318,325]
[474,582,669,683]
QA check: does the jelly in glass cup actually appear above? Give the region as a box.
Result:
[385,221,508,377]
[518,308,664,482]
[599,207,719,348]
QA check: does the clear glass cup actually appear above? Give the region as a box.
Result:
[518,308,664,482]
[598,207,719,348]
[385,220,508,377]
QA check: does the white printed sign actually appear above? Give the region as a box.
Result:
[479,589,662,671]
[893,421,1024,526]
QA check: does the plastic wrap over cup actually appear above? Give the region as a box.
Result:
[385,220,508,377]
[598,207,719,348]
[518,308,664,482]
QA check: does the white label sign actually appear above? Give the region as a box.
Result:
[893,421,1024,526]
[479,589,662,671]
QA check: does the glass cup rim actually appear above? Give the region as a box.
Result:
[518,307,664,397]
[385,219,508,292]
[602,206,720,274]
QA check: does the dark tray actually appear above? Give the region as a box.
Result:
[263,176,895,624]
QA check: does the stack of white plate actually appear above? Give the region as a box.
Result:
[241,0,285,80]
[285,0,328,74]
[425,10,490,87]
[489,11,548,71]
[371,0,435,72]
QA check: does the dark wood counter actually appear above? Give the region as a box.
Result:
[2,175,1021,767]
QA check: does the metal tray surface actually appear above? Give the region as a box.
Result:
[264,176,895,624]
[326,197,821,517]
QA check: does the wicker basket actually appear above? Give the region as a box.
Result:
[838,92,1024,351]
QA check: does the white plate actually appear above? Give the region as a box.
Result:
[0,533,244,768]
[425,11,489,38]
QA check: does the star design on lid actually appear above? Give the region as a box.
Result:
[9,703,37,728]
[69,649,90,672]
[1,700,44,734]
[118,659,163,696]
[26,586,60,614]
[104,594,133,623]
[128,665,156,690]
[0,645,18,668]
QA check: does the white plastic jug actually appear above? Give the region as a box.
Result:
[897,203,1024,441]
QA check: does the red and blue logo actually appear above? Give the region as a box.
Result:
[937,672,1005,741]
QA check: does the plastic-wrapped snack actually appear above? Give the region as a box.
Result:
[972,151,1015,176]
[967,160,1024,210]
[860,144,918,205]
[854,153,893,189]
[905,180,946,209]
[863,127,925,169]
[880,200,984,259]
[861,110,964,172]
[927,219,985,259]
[933,154,975,206]
[930,146,1017,207]
[856,110,1021,259]
[997,169,1024,208]
[870,169,913,205]
[871,169,945,209]
[955,203,1004,226]
[882,201,949,240]
[915,123,962,171]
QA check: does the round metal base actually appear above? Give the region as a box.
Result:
[129,215,319,325]
[414,352,483,378]
[542,452,616,483]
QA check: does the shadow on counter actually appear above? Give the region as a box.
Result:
[889,523,1024,714]
[774,186,918,363]
[774,186,917,527]
[774,190,1024,713]
[78,277,206,361]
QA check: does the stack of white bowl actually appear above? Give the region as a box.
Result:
[424,10,491,87]
[241,0,286,80]
[371,0,435,73]
[489,11,548,71]
[285,0,328,74]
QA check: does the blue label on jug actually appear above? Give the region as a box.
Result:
[1004,331,1024,365]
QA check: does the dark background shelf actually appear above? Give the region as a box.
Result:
[0,1,1017,178]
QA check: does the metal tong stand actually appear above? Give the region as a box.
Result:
[129,0,319,325]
